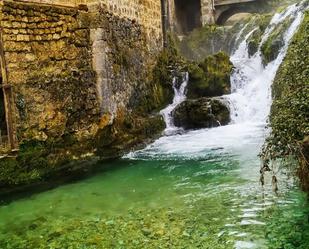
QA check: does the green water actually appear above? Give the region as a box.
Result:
[0,124,309,249]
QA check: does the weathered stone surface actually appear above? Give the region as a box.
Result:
[172,98,230,130]
[0,0,167,191]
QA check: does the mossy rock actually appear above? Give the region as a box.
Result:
[242,14,272,57]
[172,98,230,130]
[261,17,293,65]
[133,48,184,114]
[96,113,165,159]
[186,52,233,98]
[178,24,242,60]
[247,29,263,56]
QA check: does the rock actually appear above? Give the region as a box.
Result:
[187,52,233,98]
[172,98,230,130]
[261,17,292,65]
[247,29,263,57]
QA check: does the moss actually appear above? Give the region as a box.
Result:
[247,29,263,56]
[186,52,233,98]
[95,113,165,159]
[261,11,309,191]
[261,17,293,65]
[0,132,97,190]
[178,24,237,61]
[134,43,184,114]
[237,14,272,57]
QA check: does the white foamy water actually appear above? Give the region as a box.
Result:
[227,3,304,124]
[160,72,189,135]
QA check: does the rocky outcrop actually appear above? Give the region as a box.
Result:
[177,24,243,60]
[245,14,272,57]
[261,17,293,65]
[186,52,233,98]
[172,98,230,130]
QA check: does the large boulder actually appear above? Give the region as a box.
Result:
[172,98,230,130]
[187,52,233,98]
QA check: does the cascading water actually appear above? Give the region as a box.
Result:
[127,2,305,160]
[160,72,189,135]
[227,2,305,125]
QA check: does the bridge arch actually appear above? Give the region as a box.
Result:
[214,0,269,25]
[216,6,255,25]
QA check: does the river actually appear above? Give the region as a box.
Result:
[0,2,309,249]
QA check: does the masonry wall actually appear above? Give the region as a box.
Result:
[0,0,100,146]
[201,0,215,24]
[16,0,163,44]
[0,0,167,189]
[0,0,165,158]
[168,0,215,34]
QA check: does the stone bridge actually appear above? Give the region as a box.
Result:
[169,0,271,34]
[214,0,270,25]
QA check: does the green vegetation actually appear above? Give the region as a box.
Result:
[247,14,272,56]
[186,52,233,98]
[261,17,293,64]
[0,136,96,189]
[261,11,309,191]
[178,24,243,61]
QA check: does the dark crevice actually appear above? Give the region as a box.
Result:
[174,0,202,34]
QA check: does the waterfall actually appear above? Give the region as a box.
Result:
[226,3,304,125]
[126,2,305,160]
[160,72,189,135]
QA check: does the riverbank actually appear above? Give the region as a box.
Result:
[262,9,309,192]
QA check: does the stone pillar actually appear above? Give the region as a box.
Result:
[201,0,215,24]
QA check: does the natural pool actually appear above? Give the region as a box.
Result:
[0,123,308,249]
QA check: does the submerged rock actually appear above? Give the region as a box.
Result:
[172,98,230,130]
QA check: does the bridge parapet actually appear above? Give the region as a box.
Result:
[215,0,256,7]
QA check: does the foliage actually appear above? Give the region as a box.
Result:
[246,14,272,56]
[186,52,233,98]
[178,24,243,61]
[261,11,309,190]
[261,17,293,65]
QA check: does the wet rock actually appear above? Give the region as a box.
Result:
[172,98,230,130]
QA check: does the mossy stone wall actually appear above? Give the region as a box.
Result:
[0,0,167,192]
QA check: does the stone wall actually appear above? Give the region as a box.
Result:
[0,0,100,146]
[168,0,215,34]
[0,0,167,189]
[16,0,163,44]
[201,0,215,24]
[0,0,169,191]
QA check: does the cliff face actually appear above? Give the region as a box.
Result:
[0,0,169,191]
[264,11,309,191]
